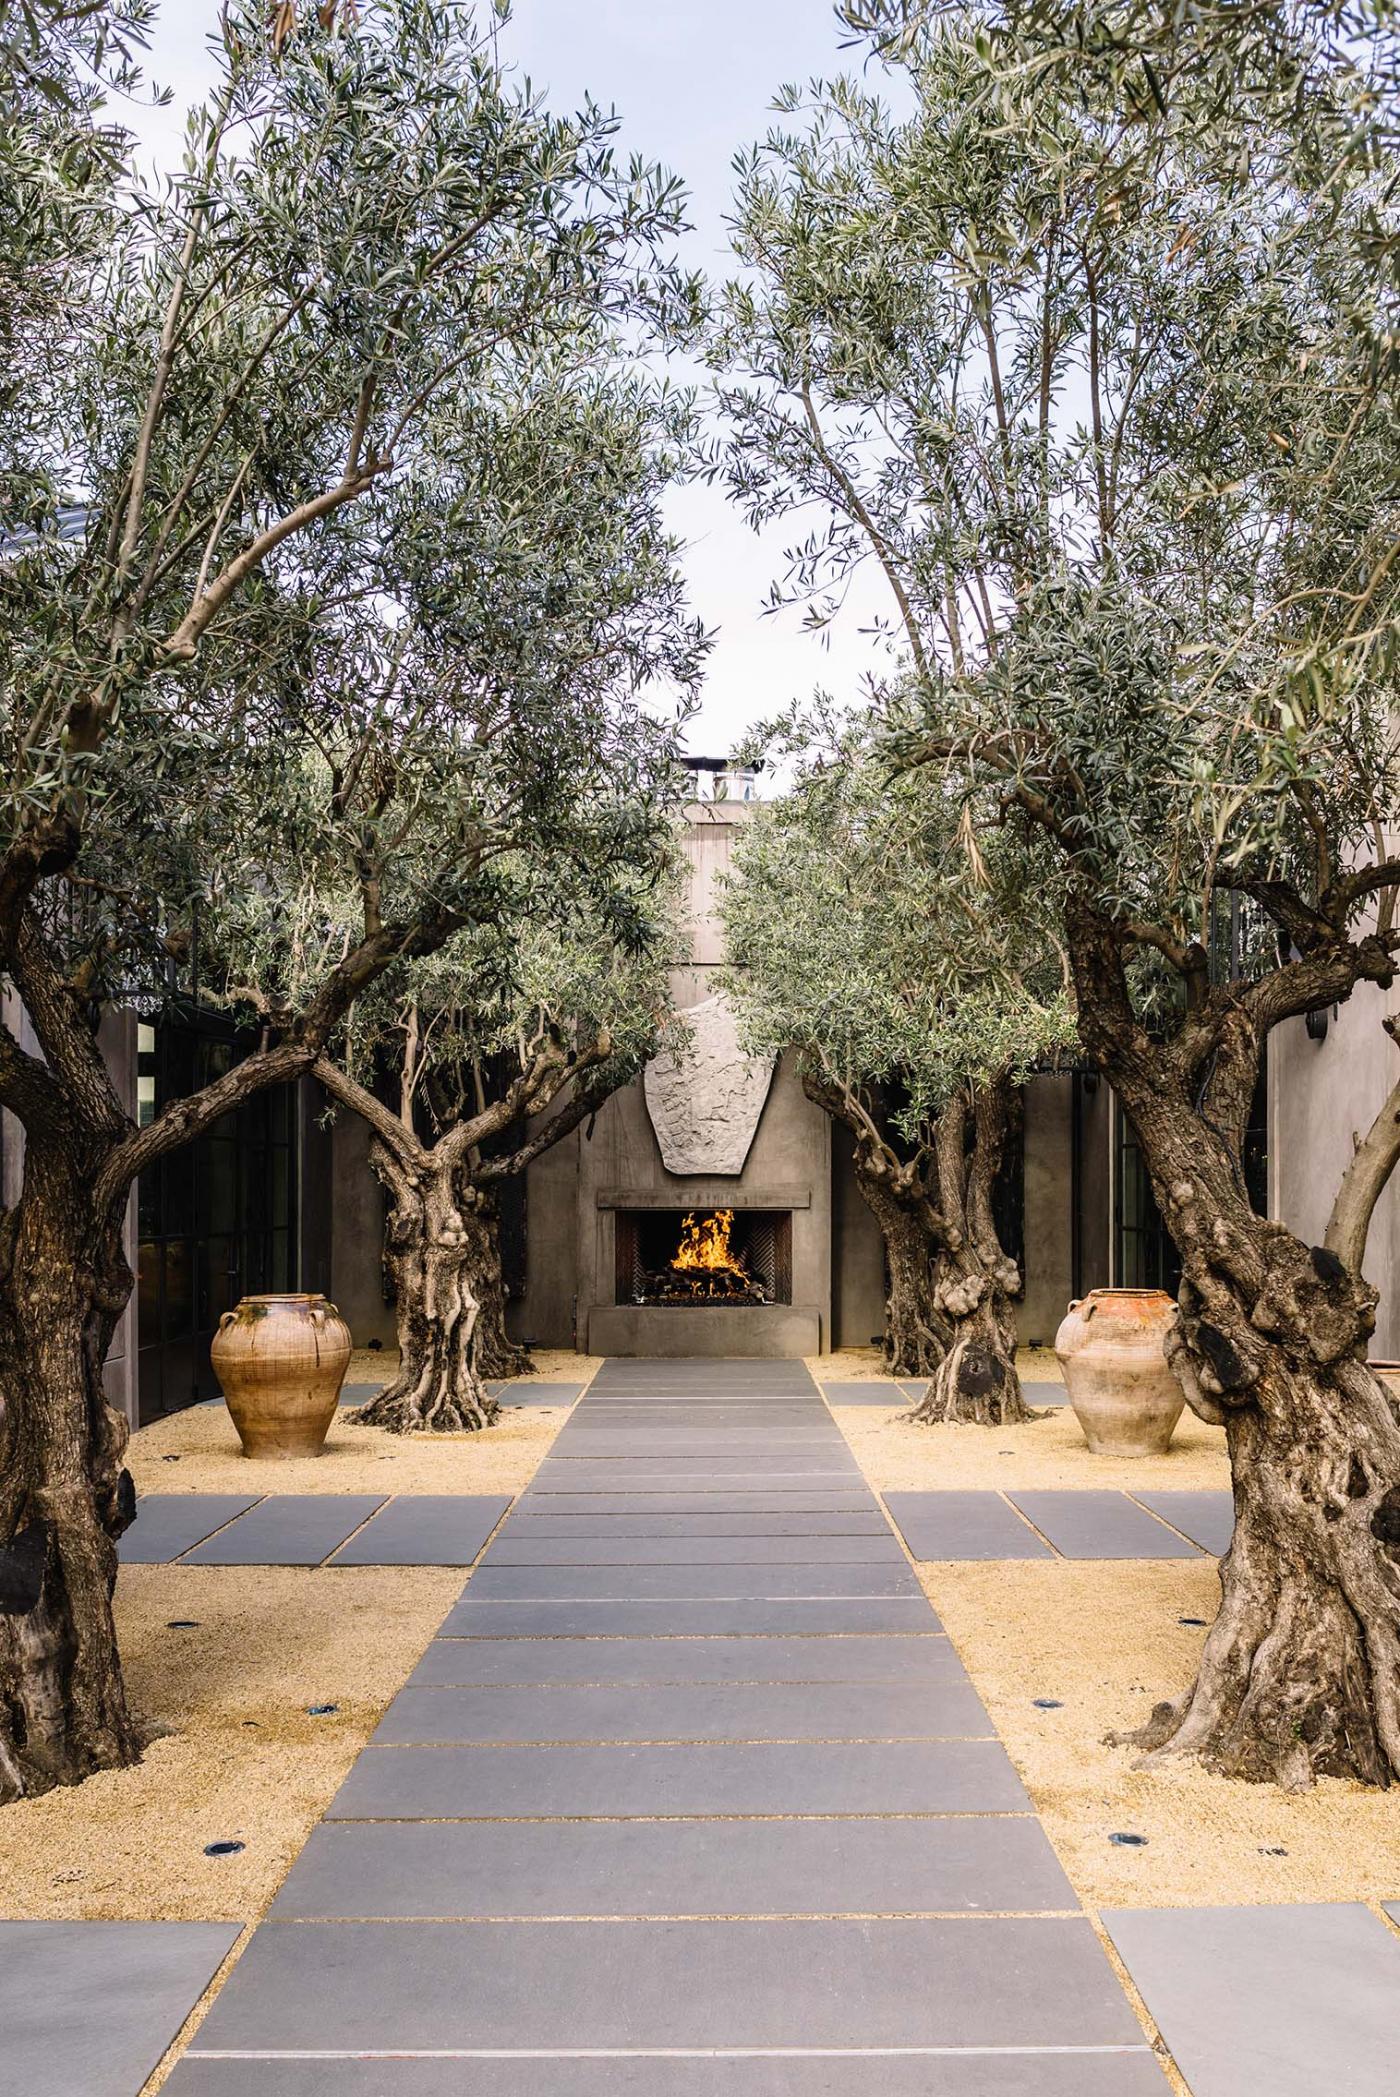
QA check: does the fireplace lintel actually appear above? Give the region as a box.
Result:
[596,1185,810,1211]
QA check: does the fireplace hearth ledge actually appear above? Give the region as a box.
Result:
[587,1303,823,1359]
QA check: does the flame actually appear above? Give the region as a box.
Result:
[672,1209,747,1277]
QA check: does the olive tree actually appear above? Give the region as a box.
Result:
[312,855,681,1431]
[721,720,1070,1414]
[0,0,696,1801]
[776,19,1400,1787]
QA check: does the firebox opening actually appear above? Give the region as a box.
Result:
[615,1208,793,1308]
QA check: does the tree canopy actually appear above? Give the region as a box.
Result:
[0,0,703,1802]
[715,10,1400,1783]
[720,718,1071,1135]
[719,711,1071,1409]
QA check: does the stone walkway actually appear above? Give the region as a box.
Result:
[164,1357,1166,2094]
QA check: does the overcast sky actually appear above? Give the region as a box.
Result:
[126,1,904,762]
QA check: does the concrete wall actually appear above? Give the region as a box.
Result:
[571,1047,832,1357]
[0,991,141,1424]
[513,1094,583,1350]
[510,797,845,1357]
[1021,1074,1073,1346]
[830,1122,888,1350]
[1272,978,1400,1355]
[328,1095,396,1347]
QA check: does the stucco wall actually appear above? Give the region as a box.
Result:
[567,1048,832,1355]
[830,1121,888,1350]
[1021,1075,1073,1346]
[1272,979,1400,1355]
[512,1096,583,1350]
[328,1097,396,1348]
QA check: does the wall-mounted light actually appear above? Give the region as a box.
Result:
[1305,1005,1333,1042]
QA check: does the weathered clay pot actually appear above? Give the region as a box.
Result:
[1371,1361,1400,1403]
[1054,1288,1184,1457]
[211,1293,352,1459]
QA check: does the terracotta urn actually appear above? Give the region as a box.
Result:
[1371,1361,1400,1403]
[211,1293,352,1459]
[1054,1288,1184,1457]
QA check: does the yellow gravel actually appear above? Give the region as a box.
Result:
[925,1559,1400,1909]
[0,1566,461,1923]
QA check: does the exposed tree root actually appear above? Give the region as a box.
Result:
[909,1272,1036,1425]
[1109,1353,1400,1789]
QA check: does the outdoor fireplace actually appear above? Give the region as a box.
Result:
[615,1208,793,1309]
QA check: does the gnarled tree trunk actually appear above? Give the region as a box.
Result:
[1070,903,1400,1788]
[910,1075,1032,1426]
[0,1136,140,1802]
[806,1063,1031,1416]
[357,1143,499,1433]
[459,1187,531,1382]
[1111,1081,1400,1787]
[853,1165,949,1377]
[915,1243,1027,1425]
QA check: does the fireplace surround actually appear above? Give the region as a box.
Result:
[615,1208,793,1309]
[586,1179,824,1359]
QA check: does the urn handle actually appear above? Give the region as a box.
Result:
[218,1311,236,1333]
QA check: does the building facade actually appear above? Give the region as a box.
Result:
[21,780,1391,1423]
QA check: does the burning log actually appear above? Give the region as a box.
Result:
[633,1208,769,1307]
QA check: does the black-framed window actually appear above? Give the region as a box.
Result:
[136,1012,298,1420]
[1116,1056,1267,1292]
[1116,1111,1182,1292]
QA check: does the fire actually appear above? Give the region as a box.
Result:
[672,1208,748,1278]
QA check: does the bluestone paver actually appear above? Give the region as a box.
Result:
[883,1491,1053,1561]
[407,1633,959,1687]
[466,1563,921,1599]
[589,1359,820,1394]
[0,1921,240,2097]
[370,1678,992,1744]
[819,1381,909,1406]
[1007,1492,1201,1560]
[543,1458,854,1476]
[487,1381,585,1407]
[501,1511,892,1536]
[527,1470,865,1492]
[329,1494,511,1565]
[437,1595,942,1636]
[119,1495,258,1564]
[182,1494,386,1565]
[166,2057,1169,2096]
[269,1814,1074,1919]
[1130,1490,1235,1557]
[1105,1903,1400,2097]
[510,1491,875,1514]
[484,1535,907,1565]
[189,1916,1146,2053]
[326,1738,1032,1818]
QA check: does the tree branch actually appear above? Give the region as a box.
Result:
[1325,1015,1400,1275]
[161,464,386,661]
[314,1052,421,1170]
